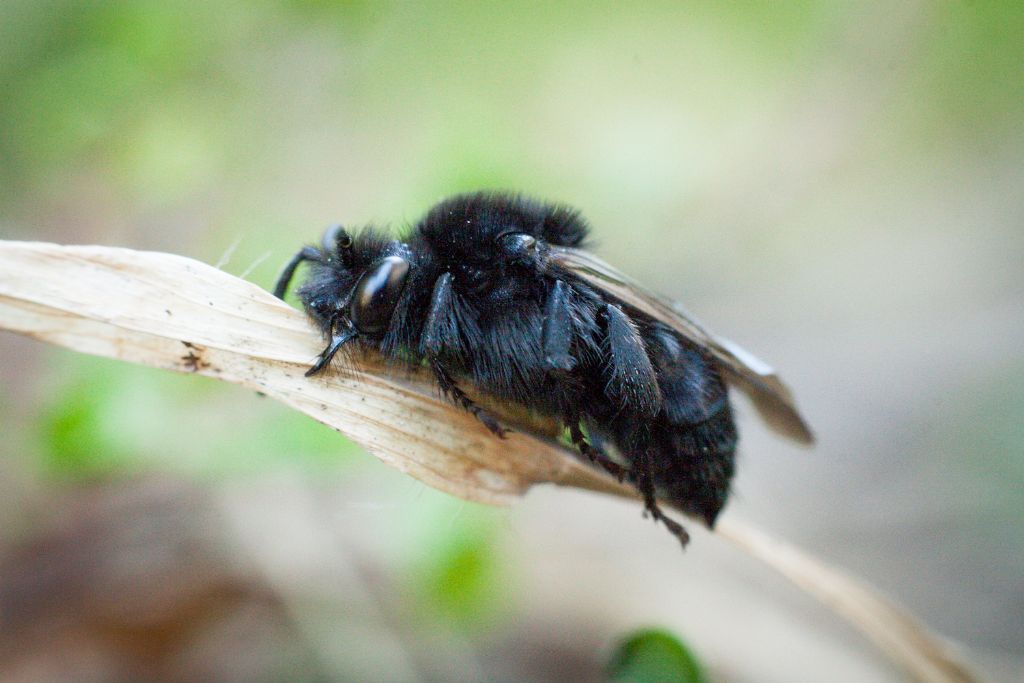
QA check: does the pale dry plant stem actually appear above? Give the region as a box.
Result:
[0,240,979,683]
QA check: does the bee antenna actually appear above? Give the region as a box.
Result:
[322,224,355,266]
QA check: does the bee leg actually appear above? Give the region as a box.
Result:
[305,322,357,377]
[431,361,508,438]
[420,273,458,358]
[569,421,626,482]
[273,246,322,299]
[542,280,576,372]
[421,273,508,438]
[603,304,662,418]
[635,446,690,547]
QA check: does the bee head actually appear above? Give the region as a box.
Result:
[299,226,411,339]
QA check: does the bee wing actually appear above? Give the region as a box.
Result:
[550,246,814,445]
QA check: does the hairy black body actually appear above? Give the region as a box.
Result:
[274,193,737,546]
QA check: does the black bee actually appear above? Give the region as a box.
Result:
[274,192,812,546]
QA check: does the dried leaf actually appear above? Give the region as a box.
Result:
[715,519,978,683]
[0,241,631,505]
[0,240,977,682]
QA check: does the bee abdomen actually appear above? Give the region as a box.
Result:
[648,407,738,526]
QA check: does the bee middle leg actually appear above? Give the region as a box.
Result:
[542,279,576,372]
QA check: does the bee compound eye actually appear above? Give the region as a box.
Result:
[349,256,410,335]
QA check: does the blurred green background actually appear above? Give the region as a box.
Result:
[1,2,1022,681]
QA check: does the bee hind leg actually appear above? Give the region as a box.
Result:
[634,447,690,547]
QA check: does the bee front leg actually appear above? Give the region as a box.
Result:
[421,273,508,438]
[305,321,357,377]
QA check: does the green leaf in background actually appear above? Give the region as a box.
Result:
[607,628,706,683]
[427,533,495,617]
[38,363,131,478]
[35,352,361,480]
[409,499,511,630]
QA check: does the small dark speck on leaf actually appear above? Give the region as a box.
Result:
[179,340,209,373]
